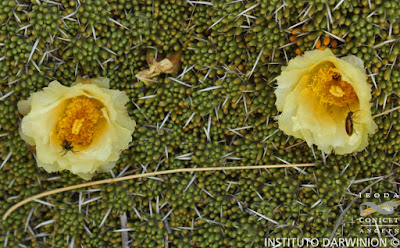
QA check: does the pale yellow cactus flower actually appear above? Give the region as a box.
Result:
[275,49,377,154]
[18,77,136,180]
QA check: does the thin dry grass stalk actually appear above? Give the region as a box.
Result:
[2,163,315,221]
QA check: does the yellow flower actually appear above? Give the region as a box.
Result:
[17,77,136,180]
[275,49,377,154]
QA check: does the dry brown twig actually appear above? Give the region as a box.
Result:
[2,163,315,221]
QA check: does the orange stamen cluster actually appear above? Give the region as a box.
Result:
[56,96,103,145]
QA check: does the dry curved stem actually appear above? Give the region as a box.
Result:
[284,141,306,150]
[390,178,400,185]
[2,163,315,221]
[373,105,400,118]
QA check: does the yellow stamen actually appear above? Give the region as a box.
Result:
[308,62,358,107]
[56,96,103,145]
[71,119,84,135]
[329,85,345,97]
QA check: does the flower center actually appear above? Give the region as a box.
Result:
[56,96,103,145]
[309,63,358,107]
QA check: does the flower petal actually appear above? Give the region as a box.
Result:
[17,96,32,115]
